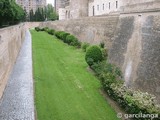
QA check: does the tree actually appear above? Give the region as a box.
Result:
[0,0,26,27]
[28,4,58,22]
[45,4,58,21]
[29,9,34,21]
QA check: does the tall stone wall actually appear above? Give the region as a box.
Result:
[109,13,160,102]
[0,24,26,98]
[40,15,119,49]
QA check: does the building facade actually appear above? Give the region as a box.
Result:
[56,0,89,20]
[88,0,123,16]
[56,0,160,20]
[16,0,46,14]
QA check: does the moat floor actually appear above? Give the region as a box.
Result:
[0,30,35,120]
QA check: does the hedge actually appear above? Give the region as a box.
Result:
[85,46,103,66]
[91,61,160,119]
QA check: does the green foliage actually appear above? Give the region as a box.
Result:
[59,31,66,40]
[31,30,119,120]
[41,27,49,32]
[91,61,122,81]
[29,8,45,21]
[65,35,81,47]
[85,46,103,66]
[71,40,81,48]
[102,48,108,59]
[91,60,160,117]
[82,42,90,52]
[66,35,76,44]
[61,33,70,42]
[35,27,41,32]
[108,84,160,117]
[55,31,61,38]
[45,4,58,21]
[55,31,65,39]
[99,42,105,48]
[47,29,55,35]
[44,27,49,32]
[0,0,26,27]
[29,4,58,22]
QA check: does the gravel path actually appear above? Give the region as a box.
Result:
[0,30,35,120]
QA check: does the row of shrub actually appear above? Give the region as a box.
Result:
[35,27,81,48]
[91,61,160,118]
[84,45,160,119]
[54,31,81,48]
[35,27,160,118]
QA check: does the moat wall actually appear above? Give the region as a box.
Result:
[109,13,160,102]
[40,15,119,49]
[0,22,40,99]
[40,13,160,102]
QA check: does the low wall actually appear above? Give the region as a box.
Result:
[40,16,119,49]
[0,24,26,98]
[109,13,160,102]
[0,22,40,99]
[25,22,40,29]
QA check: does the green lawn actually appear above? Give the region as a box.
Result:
[31,30,119,120]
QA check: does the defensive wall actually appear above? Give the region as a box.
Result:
[40,15,119,49]
[40,12,160,102]
[109,12,160,102]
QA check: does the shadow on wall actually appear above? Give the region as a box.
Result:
[109,14,160,103]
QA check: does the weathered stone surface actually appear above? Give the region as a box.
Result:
[109,13,160,103]
[109,16,134,68]
[40,16,119,49]
[135,15,160,102]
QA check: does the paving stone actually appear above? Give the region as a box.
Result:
[0,30,35,120]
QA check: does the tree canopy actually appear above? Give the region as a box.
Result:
[0,0,26,27]
[29,4,58,22]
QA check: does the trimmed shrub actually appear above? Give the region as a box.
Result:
[91,61,160,117]
[35,27,40,32]
[82,42,90,52]
[71,40,81,48]
[102,48,108,59]
[62,33,70,42]
[55,31,64,39]
[99,42,105,48]
[66,35,77,44]
[59,31,66,40]
[41,27,49,32]
[47,29,55,35]
[85,46,103,66]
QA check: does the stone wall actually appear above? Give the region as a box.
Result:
[121,0,160,13]
[0,24,26,98]
[40,15,119,49]
[0,22,40,99]
[109,13,160,102]
[40,13,160,102]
